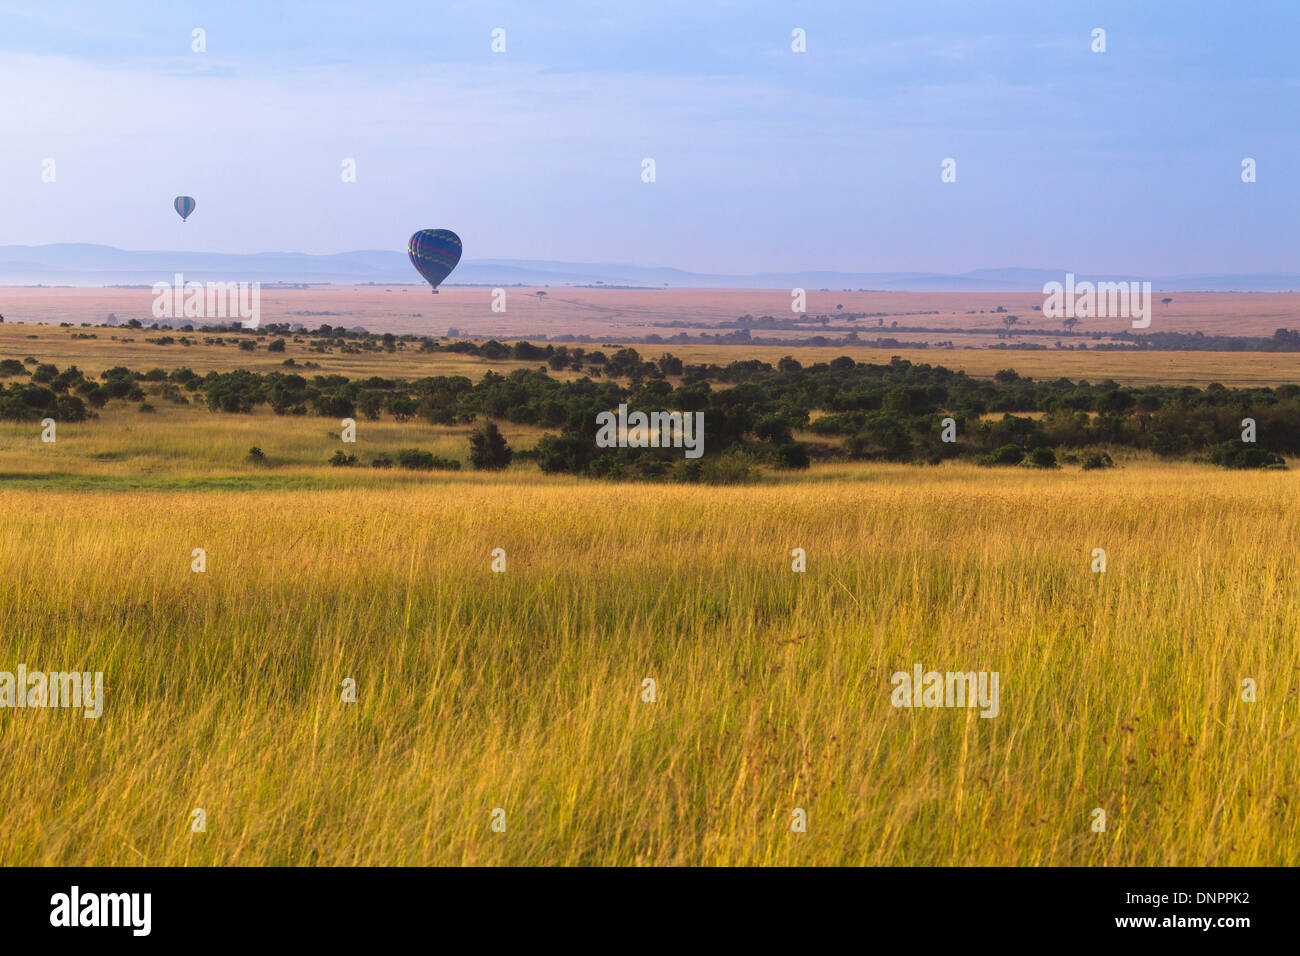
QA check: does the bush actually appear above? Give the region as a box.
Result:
[469,421,513,470]
[1028,446,1057,468]
[1209,440,1285,470]
[396,448,434,470]
[535,431,597,475]
[54,394,88,422]
[699,449,755,485]
[396,448,461,471]
[246,446,266,464]
[370,454,393,468]
[775,441,810,469]
[978,444,1026,466]
[329,450,358,466]
[1081,452,1114,471]
[667,459,704,483]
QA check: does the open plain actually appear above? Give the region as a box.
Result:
[1,307,1297,865]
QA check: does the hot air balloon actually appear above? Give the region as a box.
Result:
[174,196,196,222]
[407,229,462,293]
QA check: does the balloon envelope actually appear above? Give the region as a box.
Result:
[408,229,462,290]
[174,196,196,222]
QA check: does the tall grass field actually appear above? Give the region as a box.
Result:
[1,461,1295,865]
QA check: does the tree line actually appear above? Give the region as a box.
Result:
[2,348,1294,476]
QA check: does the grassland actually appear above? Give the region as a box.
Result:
[3,319,1299,388]
[1,324,1297,866]
[2,465,1297,865]
[6,285,1299,343]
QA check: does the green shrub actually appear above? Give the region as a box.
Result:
[775,441,810,470]
[1028,447,1057,468]
[700,450,754,485]
[396,448,461,471]
[977,444,1025,467]
[1209,440,1285,470]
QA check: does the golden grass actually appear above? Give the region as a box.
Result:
[1,462,1297,865]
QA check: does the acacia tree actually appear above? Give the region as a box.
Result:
[469,420,513,470]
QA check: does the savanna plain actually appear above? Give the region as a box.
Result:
[0,316,1296,865]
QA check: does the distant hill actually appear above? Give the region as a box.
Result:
[1,243,1298,292]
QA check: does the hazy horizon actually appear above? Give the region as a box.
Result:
[7,241,1300,292]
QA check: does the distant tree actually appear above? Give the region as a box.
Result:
[388,396,417,422]
[1162,297,1173,306]
[754,414,793,444]
[657,353,683,377]
[469,421,513,471]
[358,390,386,421]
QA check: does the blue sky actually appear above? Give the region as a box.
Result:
[1,0,1297,274]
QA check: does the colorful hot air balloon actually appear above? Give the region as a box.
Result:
[407,229,462,292]
[174,196,196,222]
